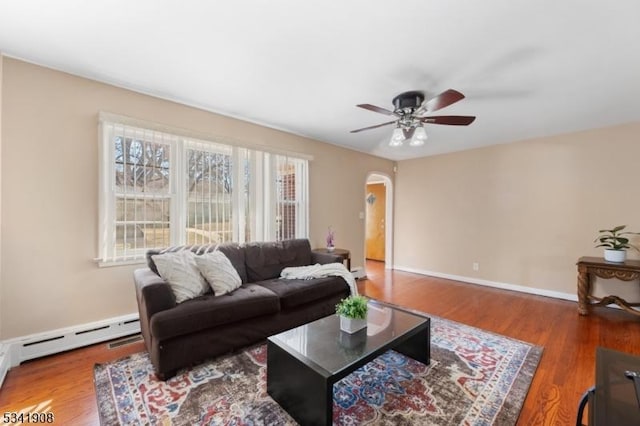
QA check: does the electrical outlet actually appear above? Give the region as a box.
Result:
[473,262,479,271]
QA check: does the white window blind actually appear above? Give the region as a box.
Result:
[184,139,234,245]
[98,117,309,264]
[273,155,308,241]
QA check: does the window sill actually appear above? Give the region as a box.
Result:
[96,258,146,268]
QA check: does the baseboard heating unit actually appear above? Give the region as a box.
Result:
[3,313,141,371]
[352,267,366,280]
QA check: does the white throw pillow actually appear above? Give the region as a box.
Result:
[152,250,208,303]
[194,251,242,296]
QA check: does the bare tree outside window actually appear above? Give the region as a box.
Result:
[113,137,239,251]
[114,136,171,252]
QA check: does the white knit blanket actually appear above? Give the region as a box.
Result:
[280,263,358,296]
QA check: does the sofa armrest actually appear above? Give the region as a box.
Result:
[134,268,176,348]
[134,268,176,316]
[311,252,342,265]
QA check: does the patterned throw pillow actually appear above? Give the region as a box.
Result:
[152,250,209,303]
[194,251,242,296]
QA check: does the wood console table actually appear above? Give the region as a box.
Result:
[577,256,640,316]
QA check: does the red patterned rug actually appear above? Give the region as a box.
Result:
[94,316,541,425]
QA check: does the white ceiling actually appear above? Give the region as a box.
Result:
[1,1,639,161]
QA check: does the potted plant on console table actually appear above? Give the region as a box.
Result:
[594,225,640,263]
[336,295,368,333]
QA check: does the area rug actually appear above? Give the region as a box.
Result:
[94,316,542,425]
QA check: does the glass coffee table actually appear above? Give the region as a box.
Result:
[267,300,430,426]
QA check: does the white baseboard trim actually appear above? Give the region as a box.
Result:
[0,312,141,388]
[0,344,10,388]
[393,265,578,302]
[351,267,366,280]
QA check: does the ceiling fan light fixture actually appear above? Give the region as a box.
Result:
[351,89,476,150]
[409,126,428,147]
[389,127,405,147]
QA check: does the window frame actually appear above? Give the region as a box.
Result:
[98,114,310,266]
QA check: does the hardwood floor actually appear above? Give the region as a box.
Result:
[0,336,145,425]
[1,260,639,425]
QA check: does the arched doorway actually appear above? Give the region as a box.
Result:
[365,172,393,269]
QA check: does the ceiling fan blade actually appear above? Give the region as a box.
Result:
[421,89,465,113]
[420,115,476,126]
[350,120,396,133]
[356,104,396,116]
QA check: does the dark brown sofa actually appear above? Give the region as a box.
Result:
[134,238,350,379]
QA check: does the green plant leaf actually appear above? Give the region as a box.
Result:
[595,226,639,251]
[335,295,368,320]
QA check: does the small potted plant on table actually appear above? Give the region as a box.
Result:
[594,225,639,263]
[336,295,368,333]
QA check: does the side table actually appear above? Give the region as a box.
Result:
[576,257,640,316]
[313,248,351,271]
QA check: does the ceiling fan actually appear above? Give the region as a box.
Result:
[350,89,476,147]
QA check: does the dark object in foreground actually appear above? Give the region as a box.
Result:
[577,347,640,426]
[624,370,640,408]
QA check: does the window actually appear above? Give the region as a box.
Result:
[98,115,309,264]
[274,155,307,241]
[184,141,235,245]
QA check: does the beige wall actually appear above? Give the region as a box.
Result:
[394,122,640,296]
[0,57,393,339]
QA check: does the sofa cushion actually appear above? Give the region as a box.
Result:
[150,283,279,340]
[194,251,242,296]
[151,251,209,303]
[245,239,312,282]
[147,242,248,283]
[256,276,349,310]
[216,243,248,283]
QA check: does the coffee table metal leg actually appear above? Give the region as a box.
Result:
[267,341,333,426]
